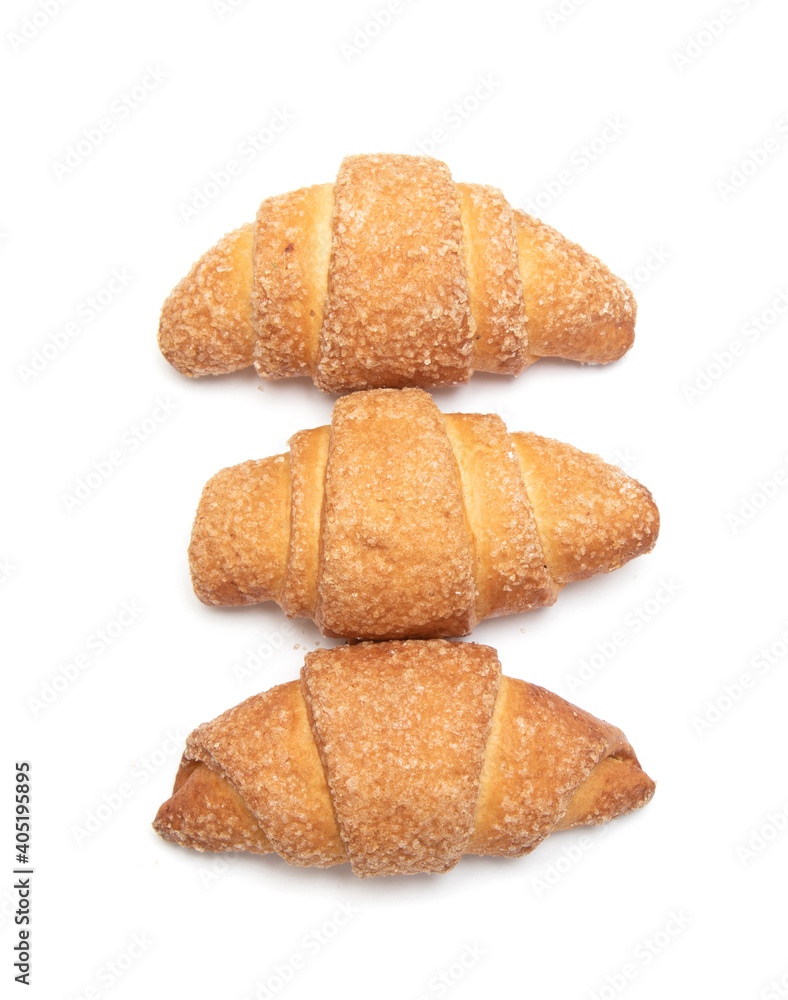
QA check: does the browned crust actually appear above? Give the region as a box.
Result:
[153,640,655,875]
[188,456,291,606]
[442,412,560,619]
[253,183,333,378]
[514,210,636,363]
[555,755,656,832]
[457,182,535,374]
[467,677,651,856]
[302,641,500,876]
[178,681,344,867]
[315,154,474,392]
[281,427,330,619]
[152,759,274,855]
[158,224,256,377]
[512,431,660,583]
[187,389,659,630]
[315,389,476,638]
[159,157,637,387]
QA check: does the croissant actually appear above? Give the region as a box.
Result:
[152,640,655,877]
[190,387,659,640]
[159,153,636,392]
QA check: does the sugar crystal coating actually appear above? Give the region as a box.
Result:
[189,388,660,639]
[159,155,637,389]
[152,640,656,876]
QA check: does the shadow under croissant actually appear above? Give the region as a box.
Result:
[153,809,652,890]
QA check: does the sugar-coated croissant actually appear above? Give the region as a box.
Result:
[159,153,636,392]
[152,640,655,877]
[189,388,659,640]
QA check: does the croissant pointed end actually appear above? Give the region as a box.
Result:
[513,433,660,584]
[557,755,656,832]
[152,796,193,847]
[559,272,637,365]
[188,456,291,607]
[574,469,660,581]
[568,276,636,365]
[628,479,660,560]
[153,760,274,855]
[152,762,206,849]
[514,210,636,364]
[603,757,656,820]
[158,224,256,377]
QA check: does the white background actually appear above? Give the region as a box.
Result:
[4,0,788,997]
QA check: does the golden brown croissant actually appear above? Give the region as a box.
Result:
[159,153,636,392]
[189,388,659,640]
[152,640,655,877]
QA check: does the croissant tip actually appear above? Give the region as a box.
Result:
[159,224,256,377]
[625,771,656,821]
[592,461,660,573]
[514,210,637,365]
[629,479,661,566]
[151,801,180,844]
[188,456,291,608]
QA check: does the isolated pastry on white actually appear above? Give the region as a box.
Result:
[153,640,656,877]
[189,388,660,639]
[159,153,637,391]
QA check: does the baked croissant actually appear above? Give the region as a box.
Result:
[190,387,659,640]
[152,640,655,877]
[159,153,636,392]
